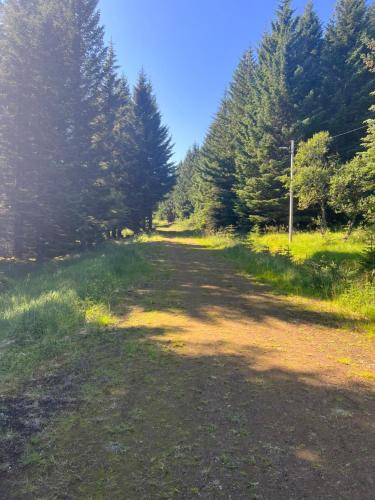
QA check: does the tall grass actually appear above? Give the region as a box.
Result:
[0,242,151,384]
[199,229,374,329]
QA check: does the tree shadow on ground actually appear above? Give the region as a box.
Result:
[134,238,366,331]
[3,324,374,499]
[156,228,201,238]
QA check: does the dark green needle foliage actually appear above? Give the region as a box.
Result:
[173,0,374,233]
[321,0,374,161]
[131,71,175,232]
[0,0,174,258]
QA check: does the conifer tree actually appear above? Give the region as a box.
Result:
[172,144,200,220]
[291,0,323,137]
[92,43,127,238]
[236,0,296,227]
[0,0,72,258]
[229,50,259,227]
[198,95,237,229]
[131,71,174,231]
[64,0,107,246]
[111,75,138,235]
[229,49,257,144]
[235,1,324,228]
[321,0,374,160]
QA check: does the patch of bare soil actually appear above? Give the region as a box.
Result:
[0,366,84,478]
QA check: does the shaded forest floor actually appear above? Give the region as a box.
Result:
[1,226,375,499]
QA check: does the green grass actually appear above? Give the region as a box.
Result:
[190,228,374,332]
[0,241,152,388]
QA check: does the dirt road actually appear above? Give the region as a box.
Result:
[5,230,375,499]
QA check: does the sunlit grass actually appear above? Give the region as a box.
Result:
[162,224,374,335]
[0,242,152,386]
[249,230,366,263]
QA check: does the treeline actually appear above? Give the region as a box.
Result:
[0,0,174,259]
[162,0,375,232]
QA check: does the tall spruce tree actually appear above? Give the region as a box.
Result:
[321,0,374,160]
[0,0,72,258]
[229,50,259,227]
[291,1,323,138]
[234,0,324,228]
[111,75,138,235]
[198,94,237,230]
[235,0,297,227]
[172,144,200,220]
[92,43,127,238]
[64,0,107,246]
[132,71,174,231]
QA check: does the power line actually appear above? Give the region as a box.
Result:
[331,125,367,140]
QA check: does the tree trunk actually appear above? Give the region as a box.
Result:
[36,235,46,262]
[148,213,153,233]
[116,228,122,240]
[13,216,24,259]
[320,204,327,234]
[344,216,356,240]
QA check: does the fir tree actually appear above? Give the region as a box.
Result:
[321,0,374,160]
[0,0,72,258]
[237,0,297,227]
[111,75,138,235]
[132,71,174,231]
[229,49,259,227]
[64,0,107,246]
[92,43,126,238]
[172,144,200,220]
[291,0,323,138]
[198,94,237,230]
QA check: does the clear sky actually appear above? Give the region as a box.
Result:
[98,0,337,163]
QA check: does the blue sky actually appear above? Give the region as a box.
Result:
[99,0,336,163]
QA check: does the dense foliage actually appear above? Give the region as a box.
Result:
[0,0,174,259]
[167,0,374,233]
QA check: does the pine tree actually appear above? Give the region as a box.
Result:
[172,144,200,220]
[64,0,107,247]
[198,94,237,230]
[132,71,174,231]
[111,75,138,235]
[234,1,325,229]
[229,49,259,228]
[92,43,126,238]
[236,0,297,227]
[321,0,374,160]
[291,0,323,138]
[228,49,257,144]
[0,0,73,258]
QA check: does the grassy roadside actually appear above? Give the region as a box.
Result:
[0,239,166,496]
[156,223,374,335]
[0,240,153,393]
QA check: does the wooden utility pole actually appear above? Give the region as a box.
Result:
[289,140,295,245]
